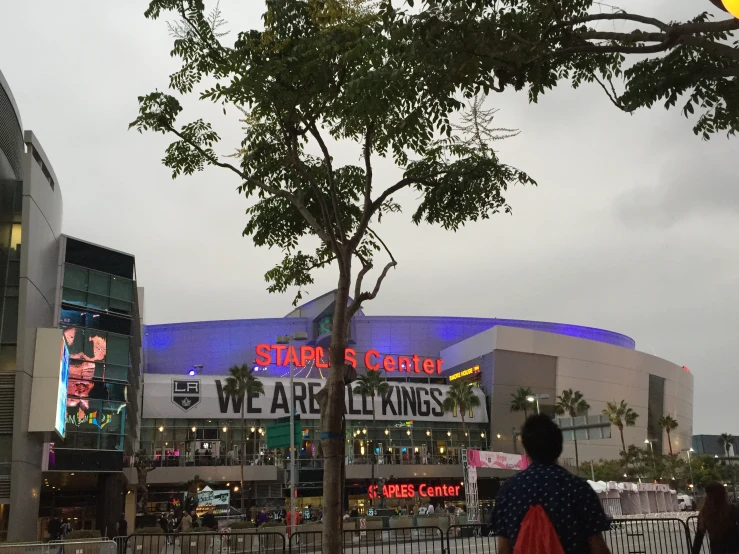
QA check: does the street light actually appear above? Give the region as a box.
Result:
[645,439,657,474]
[682,448,695,489]
[526,393,550,414]
[276,331,308,536]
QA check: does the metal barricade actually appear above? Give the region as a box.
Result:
[447,524,497,554]
[0,541,117,554]
[125,531,285,554]
[686,515,710,554]
[604,518,692,554]
[289,524,444,554]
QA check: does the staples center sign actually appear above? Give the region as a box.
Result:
[368,483,462,500]
[255,344,444,374]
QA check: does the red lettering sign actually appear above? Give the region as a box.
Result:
[255,344,443,373]
[368,483,461,500]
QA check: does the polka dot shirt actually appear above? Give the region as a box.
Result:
[492,462,611,554]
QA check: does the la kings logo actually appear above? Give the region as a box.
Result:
[172,380,200,411]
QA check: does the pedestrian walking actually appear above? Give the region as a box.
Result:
[692,482,739,554]
[492,414,611,554]
[48,517,61,541]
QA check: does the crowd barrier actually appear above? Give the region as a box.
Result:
[0,540,117,554]
[111,517,708,554]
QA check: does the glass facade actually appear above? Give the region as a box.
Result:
[0,179,21,372]
[57,248,135,454]
[138,417,489,467]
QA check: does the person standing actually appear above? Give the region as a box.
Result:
[692,482,739,554]
[427,501,435,515]
[48,517,61,541]
[492,414,611,554]
[180,511,193,533]
[256,508,270,527]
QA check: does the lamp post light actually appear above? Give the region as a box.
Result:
[526,393,550,414]
[645,439,657,475]
[276,331,308,535]
[683,448,695,489]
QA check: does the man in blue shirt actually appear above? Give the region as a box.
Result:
[493,414,612,554]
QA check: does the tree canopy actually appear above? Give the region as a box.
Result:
[384,0,739,139]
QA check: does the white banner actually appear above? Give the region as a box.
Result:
[143,374,488,423]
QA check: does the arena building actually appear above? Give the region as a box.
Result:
[134,290,694,515]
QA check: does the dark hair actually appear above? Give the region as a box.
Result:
[700,482,733,537]
[521,414,563,464]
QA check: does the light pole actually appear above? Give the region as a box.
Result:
[683,448,695,490]
[645,439,657,475]
[276,331,307,535]
[526,393,550,414]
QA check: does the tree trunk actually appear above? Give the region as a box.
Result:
[667,430,673,456]
[371,395,376,507]
[240,395,245,515]
[319,272,352,554]
[573,436,580,476]
[523,407,528,420]
[619,426,626,455]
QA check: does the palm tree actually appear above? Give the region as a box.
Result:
[223,364,265,514]
[353,370,389,506]
[555,389,590,476]
[442,381,482,444]
[719,433,734,458]
[658,414,679,456]
[603,400,640,455]
[510,387,534,422]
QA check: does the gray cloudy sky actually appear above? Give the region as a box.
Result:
[1,1,736,434]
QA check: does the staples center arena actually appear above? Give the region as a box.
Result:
[135,290,693,515]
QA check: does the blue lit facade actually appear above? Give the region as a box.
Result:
[144,290,635,380]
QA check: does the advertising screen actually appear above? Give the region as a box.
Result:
[56,341,70,438]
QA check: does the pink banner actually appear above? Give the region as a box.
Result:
[467,449,528,471]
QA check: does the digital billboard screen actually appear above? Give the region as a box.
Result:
[56,340,70,438]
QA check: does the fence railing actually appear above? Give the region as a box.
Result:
[0,540,117,554]
[11,518,699,554]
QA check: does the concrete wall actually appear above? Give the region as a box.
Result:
[440,325,693,464]
[8,131,63,541]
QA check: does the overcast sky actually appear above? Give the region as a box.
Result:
[1,1,736,434]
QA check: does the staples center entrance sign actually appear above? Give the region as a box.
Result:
[367,483,462,500]
[255,344,444,374]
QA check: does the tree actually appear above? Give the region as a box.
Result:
[658,414,679,456]
[131,2,532,550]
[352,369,389,506]
[442,381,482,443]
[555,389,590,476]
[603,400,640,455]
[223,364,265,515]
[387,0,739,139]
[719,433,735,457]
[509,386,534,423]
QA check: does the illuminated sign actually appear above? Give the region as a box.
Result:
[448,365,480,381]
[56,341,70,438]
[368,483,462,499]
[255,344,444,374]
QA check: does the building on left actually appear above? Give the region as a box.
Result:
[0,70,144,542]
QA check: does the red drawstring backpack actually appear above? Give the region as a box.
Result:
[513,505,566,554]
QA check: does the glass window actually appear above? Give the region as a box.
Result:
[106,334,130,367]
[1,297,18,344]
[88,271,110,297]
[64,265,88,291]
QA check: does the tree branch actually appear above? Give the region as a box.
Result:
[591,73,628,111]
[367,227,397,265]
[363,123,375,212]
[284,129,344,260]
[550,12,669,33]
[308,123,346,241]
[165,123,333,246]
[346,261,397,320]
